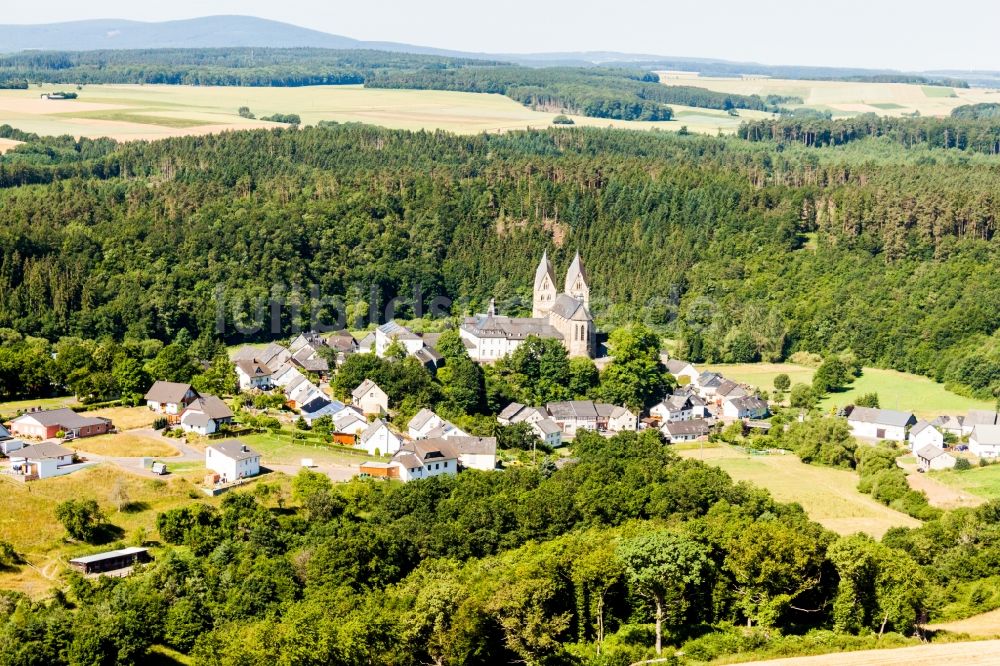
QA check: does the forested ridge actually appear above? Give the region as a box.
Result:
[2,123,1000,399]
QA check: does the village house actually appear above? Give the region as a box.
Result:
[8,441,79,480]
[446,436,498,471]
[664,359,700,386]
[423,420,470,440]
[179,395,234,436]
[714,380,748,406]
[600,404,638,432]
[352,379,389,416]
[930,415,965,438]
[722,395,769,420]
[915,445,957,471]
[460,251,595,362]
[546,400,599,436]
[388,439,459,483]
[970,424,1000,458]
[205,440,260,483]
[846,406,916,442]
[497,402,547,426]
[332,407,369,437]
[531,418,563,448]
[694,372,724,398]
[234,359,273,391]
[651,395,694,423]
[661,419,710,443]
[408,408,445,439]
[963,410,999,437]
[0,423,25,455]
[324,331,359,366]
[233,342,291,374]
[144,381,199,415]
[288,332,331,377]
[357,419,403,456]
[371,321,445,370]
[909,421,944,452]
[299,397,346,427]
[9,408,113,440]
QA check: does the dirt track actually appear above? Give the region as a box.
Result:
[729,639,1000,665]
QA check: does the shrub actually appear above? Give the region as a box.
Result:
[954,457,972,471]
[552,114,574,125]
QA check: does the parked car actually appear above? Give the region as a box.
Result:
[151,462,168,475]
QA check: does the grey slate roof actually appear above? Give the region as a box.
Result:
[408,408,439,432]
[235,359,272,378]
[209,440,259,461]
[378,321,420,340]
[352,379,383,400]
[461,315,563,341]
[663,419,710,437]
[70,547,149,566]
[13,441,75,459]
[547,400,598,420]
[847,407,916,428]
[548,293,587,320]
[972,424,1000,447]
[534,418,561,436]
[447,436,497,457]
[966,410,999,427]
[498,402,526,421]
[186,395,233,420]
[665,359,693,375]
[915,444,948,461]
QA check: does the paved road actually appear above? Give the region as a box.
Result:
[727,639,1000,665]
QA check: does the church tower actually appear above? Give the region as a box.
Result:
[564,251,590,308]
[532,250,557,318]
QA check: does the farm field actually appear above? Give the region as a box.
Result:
[703,362,992,419]
[0,137,21,153]
[88,405,159,430]
[0,84,768,140]
[931,465,1000,501]
[676,444,918,537]
[656,73,1000,118]
[67,431,180,459]
[0,464,225,597]
[729,639,1000,666]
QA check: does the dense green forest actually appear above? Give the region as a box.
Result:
[0,48,496,87]
[366,66,792,119]
[7,429,997,665]
[951,102,1000,120]
[2,123,1000,398]
[737,113,1000,153]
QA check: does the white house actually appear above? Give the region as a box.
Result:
[604,405,638,432]
[722,396,769,420]
[915,445,957,471]
[332,408,369,436]
[408,408,445,439]
[423,421,470,440]
[909,421,944,452]
[374,321,426,357]
[205,440,261,483]
[8,441,80,480]
[448,436,498,471]
[531,418,563,448]
[234,359,273,391]
[970,425,1000,459]
[846,407,916,442]
[357,419,402,456]
[930,415,965,438]
[299,397,346,427]
[964,410,999,437]
[546,400,599,436]
[664,359,699,386]
[389,439,459,482]
[179,395,234,436]
[651,395,693,423]
[352,379,389,416]
[497,402,547,426]
[661,419,710,443]
[144,381,199,415]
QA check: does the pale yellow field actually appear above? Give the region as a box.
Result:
[679,444,919,537]
[0,137,21,153]
[0,84,764,140]
[656,72,1000,118]
[67,432,179,459]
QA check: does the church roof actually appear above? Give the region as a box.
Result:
[461,315,563,341]
[565,250,588,289]
[549,294,590,321]
[534,250,556,291]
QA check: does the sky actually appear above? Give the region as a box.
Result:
[3,1,999,72]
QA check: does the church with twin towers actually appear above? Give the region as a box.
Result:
[460,250,596,361]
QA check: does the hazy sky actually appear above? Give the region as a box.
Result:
[4,1,999,72]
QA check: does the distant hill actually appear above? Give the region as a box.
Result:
[0,15,992,85]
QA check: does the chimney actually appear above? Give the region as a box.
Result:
[487,298,496,317]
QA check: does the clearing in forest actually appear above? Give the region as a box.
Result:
[678,444,918,538]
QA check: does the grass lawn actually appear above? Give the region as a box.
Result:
[67,432,180,459]
[0,464,219,597]
[241,431,382,467]
[677,444,919,538]
[0,395,78,419]
[817,368,994,419]
[89,405,158,430]
[922,85,957,98]
[703,362,815,392]
[931,465,1000,500]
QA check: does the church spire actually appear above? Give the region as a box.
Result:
[534,250,556,291]
[565,250,590,307]
[532,250,558,318]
